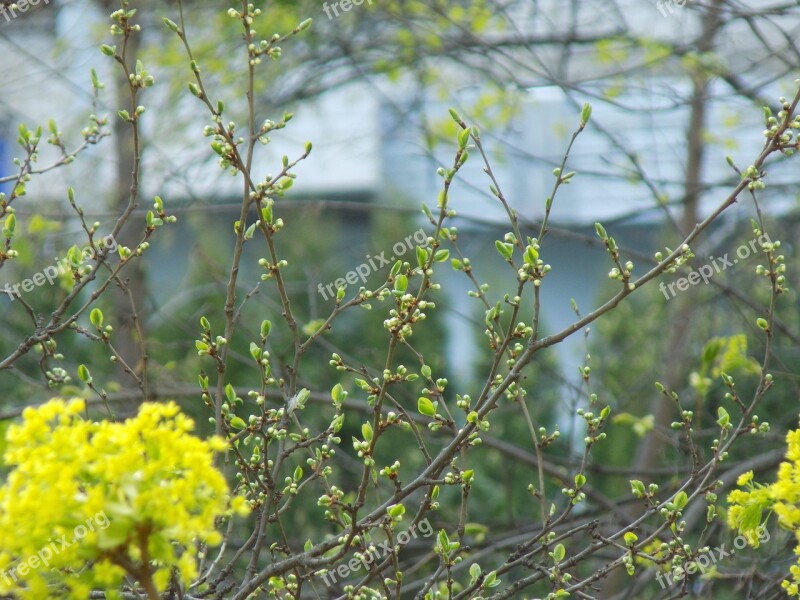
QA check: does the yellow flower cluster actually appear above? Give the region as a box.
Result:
[0,399,247,599]
[728,428,800,596]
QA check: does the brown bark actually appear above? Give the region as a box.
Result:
[100,2,148,403]
[602,2,725,597]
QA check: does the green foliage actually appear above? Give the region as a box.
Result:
[0,400,246,598]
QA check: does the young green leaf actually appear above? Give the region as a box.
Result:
[630,480,646,497]
[495,240,513,260]
[362,422,373,442]
[418,397,437,417]
[90,308,104,328]
[552,543,565,562]
[394,274,408,293]
[77,364,92,384]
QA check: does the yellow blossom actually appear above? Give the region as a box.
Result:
[0,399,248,599]
[728,423,800,595]
[737,470,754,486]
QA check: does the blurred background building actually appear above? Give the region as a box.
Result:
[1,0,797,388]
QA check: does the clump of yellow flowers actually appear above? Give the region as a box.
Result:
[728,427,800,596]
[0,398,247,600]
